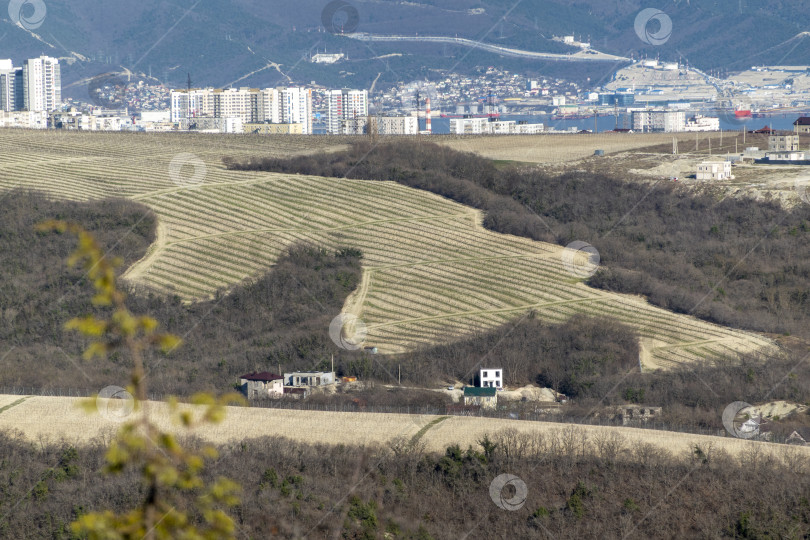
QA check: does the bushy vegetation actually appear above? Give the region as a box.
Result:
[2,429,809,539]
[0,191,363,395]
[225,140,810,339]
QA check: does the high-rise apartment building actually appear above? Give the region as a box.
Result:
[277,87,312,134]
[171,87,312,133]
[327,89,368,134]
[23,56,61,112]
[0,60,24,112]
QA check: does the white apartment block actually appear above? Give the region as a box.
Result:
[171,86,312,133]
[449,117,489,134]
[277,87,312,134]
[632,110,686,133]
[449,117,543,135]
[375,116,418,135]
[23,56,61,112]
[327,89,368,134]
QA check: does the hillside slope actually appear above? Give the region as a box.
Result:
[0,130,774,368]
[4,0,810,90]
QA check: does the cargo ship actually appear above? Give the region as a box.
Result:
[735,109,752,118]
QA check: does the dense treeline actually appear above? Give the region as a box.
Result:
[2,429,809,539]
[225,141,810,338]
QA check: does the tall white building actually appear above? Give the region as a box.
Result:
[0,60,24,112]
[327,89,368,134]
[23,56,61,112]
[632,110,686,133]
[277,87,312,134]
[170,86,312,133]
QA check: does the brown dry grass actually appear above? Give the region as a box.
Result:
[1,395,806,461]
[438,132,729,164]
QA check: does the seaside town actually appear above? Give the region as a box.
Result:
[3,50,810,138]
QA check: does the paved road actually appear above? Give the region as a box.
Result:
[344,33,631,63]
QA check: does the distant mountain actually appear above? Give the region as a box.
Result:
[3,0,809,96]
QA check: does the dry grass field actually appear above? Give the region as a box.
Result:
[439,132,729,164]
[0,129,776,368]
[0,395,806,461]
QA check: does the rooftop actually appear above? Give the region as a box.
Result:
[463,387,497,397]
[240,371,283,382]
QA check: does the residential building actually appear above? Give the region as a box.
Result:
[449,117,543,135]
[244,121,304,134]
[463,387,497,410]
[171,86,312,133]
[283,371,336,387]
[449,117,490,134]
[769,133,800,152]
[239,372,284,399]
[0,110,48,128]
[793,117,810,134]
[375,116,418,135]
[479,368,503,389]
[0,60,23,112]
[277,87,312,134]
[23,56,60,112]
[327,89,368,134]
[170,88,210,122]
[180,116,242,133]
[696,160,732,180]
[632,110,686,132]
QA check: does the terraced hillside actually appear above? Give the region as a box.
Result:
[0,130,775,368]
